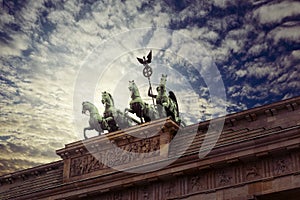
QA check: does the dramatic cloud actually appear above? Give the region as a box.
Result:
[0,0,299,175]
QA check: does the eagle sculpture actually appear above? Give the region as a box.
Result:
[137,50,152,65]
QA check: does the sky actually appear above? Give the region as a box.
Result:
[0,0,300,175]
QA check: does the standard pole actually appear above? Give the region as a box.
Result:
[148,76,155,106]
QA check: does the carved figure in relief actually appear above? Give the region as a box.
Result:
[275,159,288,174]
[142,138,151,153]
[70,154,106,177]
[191,175,203,191]
[70,159,81,177]
[218,170,232,185]
[81,156,88,175]
[165,181,176,197]
[150,138,160,156]
[246,165,259,179]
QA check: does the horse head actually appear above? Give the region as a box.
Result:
[82,101,99,115]
[128,80,135,91]
[82,101,89,114]
[101,91,114,106]
[158,74,168,95]
[160,74,167,85]
[128,80,140,98]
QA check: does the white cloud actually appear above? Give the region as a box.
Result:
[254,1,300,25]
[268,25,300,44]
[0,31,31,57]
[235,69,247,78]
[248,42,267,57]
[247,65,273,79]
[0,11,14,32]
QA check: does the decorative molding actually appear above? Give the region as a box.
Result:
[265,108,277,117]
[245,113,257,122]
[84,151,300,199]
[0,161,63,186]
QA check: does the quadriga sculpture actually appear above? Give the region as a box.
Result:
[82,92,133,139]
[125,80,158,123]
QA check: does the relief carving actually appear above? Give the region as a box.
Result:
[274,157,290,175]
[165,181,176,197]
[217,169,232,186]
[70,137,160,177]
[70,154,106,177]
[245,163,260,180]
[190,175,204,191]
[102,137,160,167]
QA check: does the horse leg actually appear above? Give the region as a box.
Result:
[83,127,93,139]
[143,109,151,122]
[95,122,104,136]
[137,103,146,123]
[139,107,145,123]
[138,109,144,123]
[143,105,152,122]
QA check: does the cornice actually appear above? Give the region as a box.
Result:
[0,160,63,185]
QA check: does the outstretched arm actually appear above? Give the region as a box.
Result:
[148,86,157,98]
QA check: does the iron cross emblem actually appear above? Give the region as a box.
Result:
[137,50,152,78]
